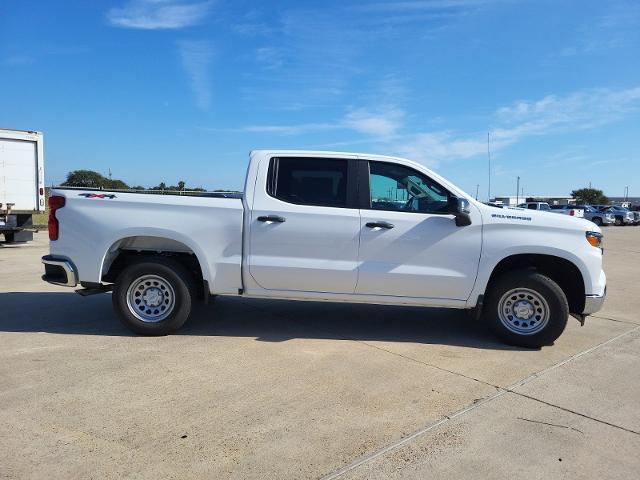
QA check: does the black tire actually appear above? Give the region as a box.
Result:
[3,232,14,243]
[592,217,602,226]
[112,257,196,335]
[614,216,623,226]
[483,270,569,348]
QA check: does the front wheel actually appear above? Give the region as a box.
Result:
[483,271,568,348]
[112,258,196,335]
[592,217,602,226]
[614,216,623,226]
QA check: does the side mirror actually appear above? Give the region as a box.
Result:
[448,196,472,227]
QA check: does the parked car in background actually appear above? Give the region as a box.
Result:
[595,205,635,226]
[551,205,610,225]
[517,202,552,212]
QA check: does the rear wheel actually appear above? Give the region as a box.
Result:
[483,270,568,348]
[112,258,196,335]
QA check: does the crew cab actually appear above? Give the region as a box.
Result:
[42,151,606,347]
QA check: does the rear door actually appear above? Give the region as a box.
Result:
[356,160,482,300]
[0,137,38,211]
[247,156,361,294]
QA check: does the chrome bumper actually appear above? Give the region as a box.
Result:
[583,288,606,315]
[42,255,78,287]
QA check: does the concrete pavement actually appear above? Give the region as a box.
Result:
[1,229,638,479]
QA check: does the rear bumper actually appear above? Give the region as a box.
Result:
[41,255,78,287]
[583,288,606,315]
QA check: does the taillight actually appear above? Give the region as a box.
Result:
[48,195,65,240]
[569,210,575,216]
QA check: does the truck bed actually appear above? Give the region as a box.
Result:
[50,187,244,294]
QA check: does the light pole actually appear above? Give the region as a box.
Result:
[487,132,492,202]
[475,184,479,200]
[516,176,520,205]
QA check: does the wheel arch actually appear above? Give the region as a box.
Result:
[99,233,209,299]
[485,253,586,314]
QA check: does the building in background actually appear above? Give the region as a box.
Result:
[491,196,576,207]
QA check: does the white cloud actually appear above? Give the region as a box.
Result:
[255,47,283,70]
[3,55,35,66]
[395,131,487,166]
[395,86,640,166]
[237,106,405,138]
[494,87,640,140]
[107,0,212,30]
[343,108,404,138]
[178,40,214,110]
[233,86,640,168]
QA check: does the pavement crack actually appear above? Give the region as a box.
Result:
[355,340,501,390]
[591,314,638,325]
[517,416,584,434]
[321,325,640,479]
[509,391,640,436]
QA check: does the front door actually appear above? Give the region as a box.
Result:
[248,156,361,294]
[356,160,482,300]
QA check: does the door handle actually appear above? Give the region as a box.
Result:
[257,215,286,223]
[366,221,394,229]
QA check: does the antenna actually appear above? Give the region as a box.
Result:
[487,132,491,202]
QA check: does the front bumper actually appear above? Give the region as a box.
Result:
[583,287,606,315]
[42,255,78,287]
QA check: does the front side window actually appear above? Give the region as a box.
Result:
[368,161,451,214]
[268,157,348,208]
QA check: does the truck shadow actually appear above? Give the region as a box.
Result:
[0,291,525,351]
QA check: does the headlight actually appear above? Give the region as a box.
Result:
[586,231,603,250]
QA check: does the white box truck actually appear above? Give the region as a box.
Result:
[0,128,46,243]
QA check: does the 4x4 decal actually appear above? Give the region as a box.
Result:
[78,193,117,199]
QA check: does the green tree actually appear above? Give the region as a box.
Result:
[178,180,186,191]
[106,179,130,189]
[62,170,130,189]
[62,170,107,188]
[571,188,609,205]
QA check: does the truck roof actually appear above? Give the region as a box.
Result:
[0,128,42,135]
[250,149,407,162]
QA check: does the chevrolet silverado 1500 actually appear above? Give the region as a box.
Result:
[42,151,606,347]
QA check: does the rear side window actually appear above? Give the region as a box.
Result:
[267,157,348,208]
[527,204,537,210]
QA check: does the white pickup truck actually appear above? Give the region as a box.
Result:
[42,150,606,347]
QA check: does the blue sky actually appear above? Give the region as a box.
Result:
[1,0,639,198]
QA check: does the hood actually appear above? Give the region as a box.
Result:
[476,203,601,234]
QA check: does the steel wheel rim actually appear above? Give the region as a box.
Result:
[126,274,176,323]
[498,288,550,335]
